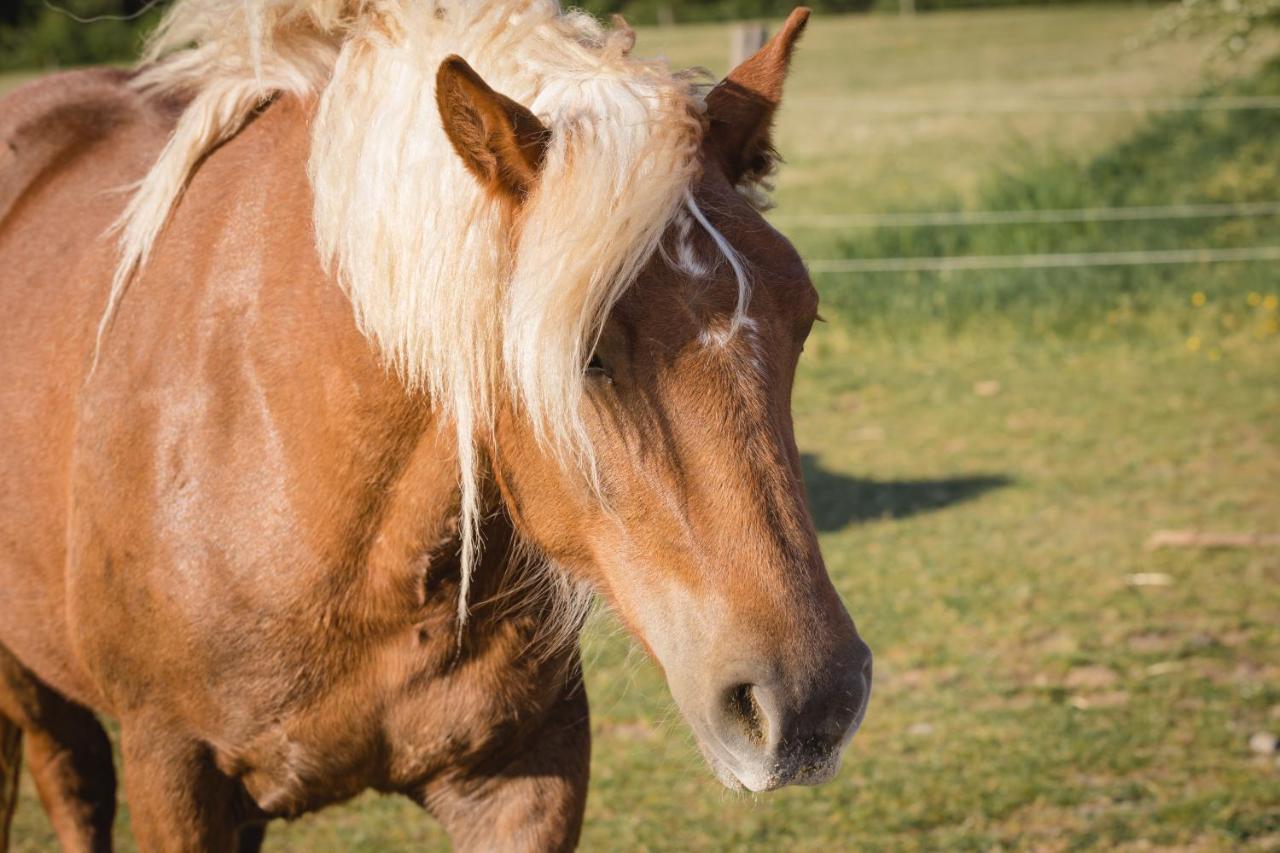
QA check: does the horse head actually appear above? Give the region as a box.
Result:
[435,9,872,792]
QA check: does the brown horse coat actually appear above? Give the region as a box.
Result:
[1,72,591,849]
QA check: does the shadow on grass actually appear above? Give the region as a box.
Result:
[802,453,1011,531]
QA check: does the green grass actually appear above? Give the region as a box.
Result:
[817,59,1280,340]
[9,5,1280,850]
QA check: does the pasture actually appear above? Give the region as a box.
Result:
[6,5,1279,849]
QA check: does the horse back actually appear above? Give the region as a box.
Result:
[0,69,173,706]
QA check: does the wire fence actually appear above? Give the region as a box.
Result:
[807,246,1280,274]
[772,201,1280,229]
[793,201,1280,272]
[781,91,1280,275]
[789,95,1280,113]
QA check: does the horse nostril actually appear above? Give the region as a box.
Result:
[723,683,766,746]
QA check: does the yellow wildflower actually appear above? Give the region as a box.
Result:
[1191,292,1207,307]
[1186,335,1201,352]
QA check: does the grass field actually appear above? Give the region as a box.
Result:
[7,5,1280,850]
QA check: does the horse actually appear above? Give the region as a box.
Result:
[0,2,871,849]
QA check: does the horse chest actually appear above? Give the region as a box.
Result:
[220,611,561,816]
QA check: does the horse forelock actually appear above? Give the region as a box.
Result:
[103,0,755,625]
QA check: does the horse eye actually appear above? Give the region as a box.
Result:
[586,354,610,378]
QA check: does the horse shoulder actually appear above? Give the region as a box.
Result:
[0,69,172,228]
[58,96,468,726]
[0,70,176,709]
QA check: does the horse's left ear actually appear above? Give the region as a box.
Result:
[704,7,810,185]
[436,55,549,200]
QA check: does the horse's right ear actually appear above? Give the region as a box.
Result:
[436,55,549,201]
[704,7,810,185]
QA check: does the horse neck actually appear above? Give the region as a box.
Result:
[213,95,560,642]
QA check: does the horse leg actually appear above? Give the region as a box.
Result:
[236,822,267,853]
[118,721,244,853]
[423,680,591,853]
[0,646,115,853]
[0,716,20,852]
[22,723,116,853]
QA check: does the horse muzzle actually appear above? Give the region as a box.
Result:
[692,639,873,793]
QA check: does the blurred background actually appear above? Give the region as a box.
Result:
[4,0,1279,849]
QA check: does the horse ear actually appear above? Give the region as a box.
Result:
[704,7,810,185]
[436,55,549,200]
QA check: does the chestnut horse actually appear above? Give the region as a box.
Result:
[0,2,871,850]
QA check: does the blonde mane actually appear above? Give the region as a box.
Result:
[107,0,745,625]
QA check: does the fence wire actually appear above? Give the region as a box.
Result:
[807,246,1280,274]
[773,201,1280,229]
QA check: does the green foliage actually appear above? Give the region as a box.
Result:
[823,59,1280,341]
[0,1,160,71]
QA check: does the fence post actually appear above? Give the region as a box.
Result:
[729,22,768,67]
